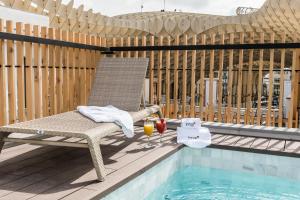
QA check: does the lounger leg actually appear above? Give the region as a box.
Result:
[87,138,106,181]
[0,132,10,154]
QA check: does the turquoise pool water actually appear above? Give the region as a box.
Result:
[147,166,300,199]
[103,148,300,200]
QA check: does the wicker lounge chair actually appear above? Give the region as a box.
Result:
[0,58,162,181]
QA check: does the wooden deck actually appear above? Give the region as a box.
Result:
[0,126,300,200]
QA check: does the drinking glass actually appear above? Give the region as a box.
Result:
[144,120,154,146]
[156,118,167,144]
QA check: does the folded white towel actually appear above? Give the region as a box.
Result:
[77,105,134,138]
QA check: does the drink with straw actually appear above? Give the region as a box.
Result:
[156,118,167,143]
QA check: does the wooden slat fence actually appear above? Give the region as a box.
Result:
[0,19,299,129]
[0,19,100,126]
[107,33,300,128]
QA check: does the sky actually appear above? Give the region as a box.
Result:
[62,0,266,16]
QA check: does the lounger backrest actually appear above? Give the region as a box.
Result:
[88,58,149,111]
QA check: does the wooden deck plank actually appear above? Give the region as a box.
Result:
[0,167,62,197]
[0,149,83,178]
[0,149,101,200]
[0,148,65,172]
[0,166,99,200]
[250,138,270,149]
[0,145,52,163]
[0,175,20,187]
[0,147,70,172]
[27,170,97,200]
[217,135,242,146]
[211,135,227,144]
[233,137,255,148]
[284,141,300,153]
[60,188,98,200]
[266,139,285,151]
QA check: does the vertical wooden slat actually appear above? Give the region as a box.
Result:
[41,26,49,116]
[190,35,197,117]
[94,36,102,82]
[278,33,286,127]
[79,33,87,105]
[236,32,244,124]
[73,33,80,107]
[68,32,75,110]
[91,35,96,67]
[112,37,116,58]
[157,36,163,105]
[120,37,124,58]
[165,36,171,118]
[127,37,131,58]
[149,36,154,104]
[0,19,7,125]
[256,32,265,125]
[85,34,91,100]
[142,35,147,58]
[199,34,206,120]
[62,31,70,112]
[16,22,25,122]
[173,35,180,118]
[266,33,275,126]
[90,35,96,97]
[134,36,139,58]
[217,34,225,122]
[25,24,35,120]
[55,29,63,113]
[226,33,234,123]
[48,28,56,115]
[102,37,107,47]
[288,47,299,128]
[208,34,215,121]
[182,35,188,118]
[246,32,254,124]
[33,25,42,118]
[6,21,16,124]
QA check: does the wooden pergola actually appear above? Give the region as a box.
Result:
[0,0,299,41]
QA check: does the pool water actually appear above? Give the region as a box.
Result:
[147,166,300,200]
[103,148,300,200]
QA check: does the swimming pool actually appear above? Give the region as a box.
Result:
[102,148,300,200]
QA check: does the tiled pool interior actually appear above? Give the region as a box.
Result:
[102,147,300,200]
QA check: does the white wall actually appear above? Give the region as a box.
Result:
[0,6,49,27]
[205,79,217,107]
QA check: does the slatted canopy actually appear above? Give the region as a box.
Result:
[0,0,299,41]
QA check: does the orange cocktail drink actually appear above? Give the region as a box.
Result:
[144,120,154,146]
